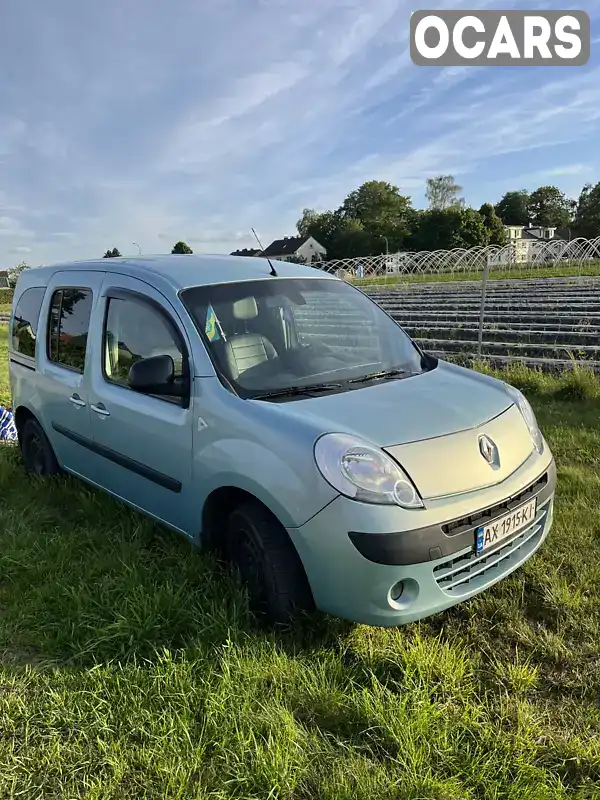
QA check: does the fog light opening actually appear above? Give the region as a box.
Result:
[387,577,419,611]
[390,581,404,601]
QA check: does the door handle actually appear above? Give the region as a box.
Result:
[69,394,86,407]
[91,403,110,417]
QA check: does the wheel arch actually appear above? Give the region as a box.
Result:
[202,485,282,552]
[14,405,38,437]
[201,484,316,618]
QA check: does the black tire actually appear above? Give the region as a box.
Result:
[20,418,62,477]
[226,501,314,625]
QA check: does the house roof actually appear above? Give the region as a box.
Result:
[230,248,262,257]
[522,228,568,241]
[260,236,308,257]
[507,225,569,242]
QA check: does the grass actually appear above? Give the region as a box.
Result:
[1,327,600,798]
[0,303,11,315]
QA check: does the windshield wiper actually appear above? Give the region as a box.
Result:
[252,382,344,400]
[348,368,407,385]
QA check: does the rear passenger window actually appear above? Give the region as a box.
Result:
[11,287,46,357]
[47,288,93,373]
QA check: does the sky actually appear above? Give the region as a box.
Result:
[1,0,600,267]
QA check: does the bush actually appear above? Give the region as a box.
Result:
[0,289,14,305]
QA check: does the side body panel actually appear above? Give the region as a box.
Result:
[83,273,196,535]
[190,379,340,535]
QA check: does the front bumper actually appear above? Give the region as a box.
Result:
[287,448,556,627]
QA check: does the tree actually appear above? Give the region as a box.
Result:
[171,241,193,254]
[425,175,464,210]
[7,261,30,288]
[339,180,412,223]
[297,208,340,248]
[456,208,490,248]
[103,247,122,258]
[478,203,507,246]
[296,207,378,260]
[330,218,374,259]
[527,185,575,228]
[409,207,488,251]
[494,190,530,226]
[337,180,415,253]
[572,181,600,239]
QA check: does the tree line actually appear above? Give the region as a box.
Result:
[102,241,193,258]
[295,176,600,261]
[98,177,600,264]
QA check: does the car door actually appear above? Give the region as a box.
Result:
[37,270,105,475]
[87,274,195,536]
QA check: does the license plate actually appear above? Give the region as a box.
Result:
[475,498,537,554]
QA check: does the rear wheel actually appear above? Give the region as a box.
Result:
[226,501,314,625]
[20,418,62,477]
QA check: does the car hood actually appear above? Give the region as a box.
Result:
[279,360,514,447]
[272,361,535,499]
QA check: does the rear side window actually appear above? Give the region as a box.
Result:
[11,287,46,357]
[47,288,93,373]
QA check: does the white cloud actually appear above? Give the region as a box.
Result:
[0,216,35,240]
[484,164,593,191]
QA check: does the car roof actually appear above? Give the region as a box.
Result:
[18,254,340,293]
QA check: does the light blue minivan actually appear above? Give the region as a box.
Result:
[9,255,556,627]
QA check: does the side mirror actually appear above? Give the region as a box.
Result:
[128,354,183,397]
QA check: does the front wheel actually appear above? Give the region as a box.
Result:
[226,501,314,625]
[20,418,62,477]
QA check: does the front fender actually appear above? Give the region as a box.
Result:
[193,438,338,528]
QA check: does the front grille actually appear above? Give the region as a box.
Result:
[433,501,550,596]
[442,472,548,537]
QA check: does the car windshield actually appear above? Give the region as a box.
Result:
[180,277,431,399]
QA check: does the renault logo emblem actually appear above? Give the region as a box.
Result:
[479,434,498,466]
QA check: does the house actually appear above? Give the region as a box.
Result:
[498,224,570,264]
[0,270,9,288]
[504,224,569,243]
[258,235,327,264]
[230,248,262,257]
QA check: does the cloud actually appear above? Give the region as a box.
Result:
[0,216,35,240]
[9,246,32,255]
[483,163,594,193]
[0,0,599,264]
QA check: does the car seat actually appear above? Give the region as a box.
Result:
[223,297,277,380]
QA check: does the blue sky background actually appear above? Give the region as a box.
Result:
[1,0,599,265]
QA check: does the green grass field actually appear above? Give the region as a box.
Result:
[1,326,600,798]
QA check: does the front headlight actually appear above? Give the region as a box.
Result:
[314,433,424,508]
[504,383,544,454]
